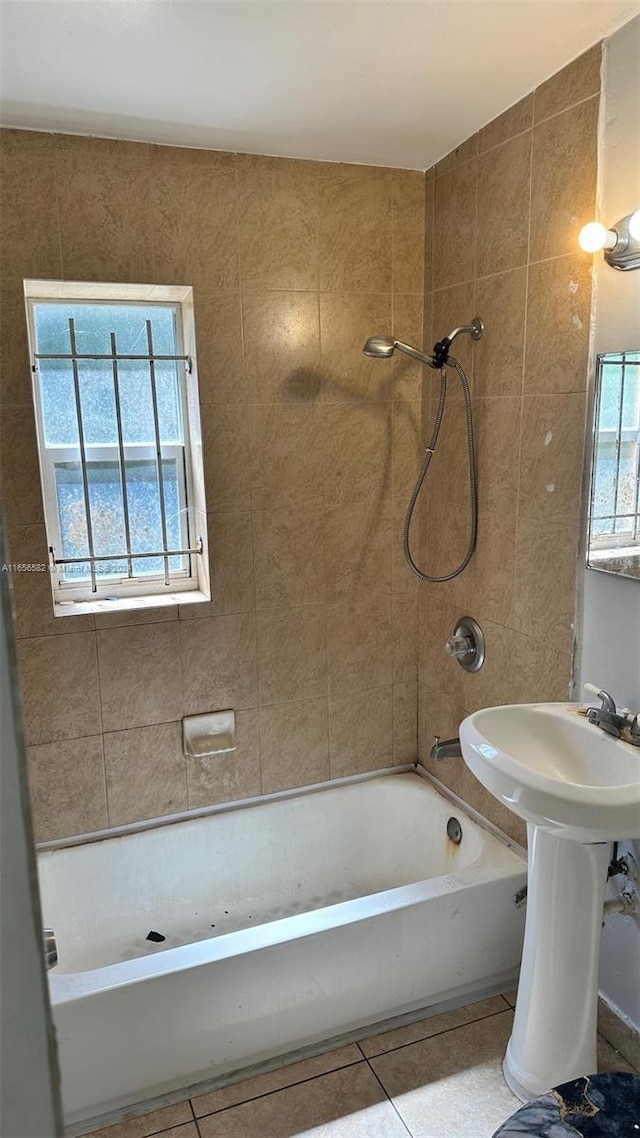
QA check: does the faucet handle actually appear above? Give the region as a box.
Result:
[587,689,617,719]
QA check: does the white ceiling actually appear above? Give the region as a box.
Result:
[1,1,639,169]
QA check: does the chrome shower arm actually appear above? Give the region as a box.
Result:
[445,317,484,345]
[393,340,436,366]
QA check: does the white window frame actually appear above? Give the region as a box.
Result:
[24,280,210,617]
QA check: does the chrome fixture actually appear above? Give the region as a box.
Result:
[586,689,640,746]
[43,928,57,971]
[363,317,483,582]
[447,816,463,844]
[430,736,463,761]
[363,316,483,371]
[446,615,485,673]
[578,209,640,270]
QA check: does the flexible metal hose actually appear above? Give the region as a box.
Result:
[402,360,477,583]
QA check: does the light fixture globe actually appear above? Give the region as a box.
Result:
[578,221,610,253]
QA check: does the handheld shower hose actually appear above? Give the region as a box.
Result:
[363,318,482,582]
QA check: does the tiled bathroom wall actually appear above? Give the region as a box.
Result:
[0,133,424,840]
[418,45,601,842]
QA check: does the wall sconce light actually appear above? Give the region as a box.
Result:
[578,209,640,270]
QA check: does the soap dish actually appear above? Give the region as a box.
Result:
[182,710,236,758]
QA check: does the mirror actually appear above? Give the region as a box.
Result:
[587,351,640,580]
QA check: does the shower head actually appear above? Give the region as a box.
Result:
[363,337,436,366]
[363,317,484,370]
[363,336,396,359]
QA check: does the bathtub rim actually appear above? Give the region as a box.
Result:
[36,762,526,860]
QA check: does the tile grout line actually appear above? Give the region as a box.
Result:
[364,1057,415,1137]
[188,1056,366,1121]
[357,1002,514,1061]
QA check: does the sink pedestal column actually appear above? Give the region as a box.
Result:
[503,824,610,1102]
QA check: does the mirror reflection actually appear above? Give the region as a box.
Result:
[587,351,640,580]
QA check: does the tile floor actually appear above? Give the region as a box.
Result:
[87,993,639,1138]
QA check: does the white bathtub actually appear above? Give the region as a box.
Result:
[38,770,526,1127]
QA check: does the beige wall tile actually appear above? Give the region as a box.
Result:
[150,144,238,292]
[478,95,533,153]
[319,292,393,403]
[325,500,392,601]
[391,496,419,596]
[524,253,593,394]
[423,177,435,294]
[186,708,261,808]
[512,517,579,649]
[253,505,325,609]
[248,403,324,510]
[518,392,586,526]
[257,604,327,704]
[201,404,252,511]
[95,607,176,630]
[329,686,393,777]
[418,684,467,764]
[259,697,330,792]
[474,267,527,397]
[0,129,62,282]
[433,159,477,290]
[432,282,475,376]
[319,163,393,292]
[529,96,599,263]
[237,154,319,291]
[464,511,517,628]
[27,736,106,842]
[534,43,601,123]
[434,134,478,177]
[98,622,183,732]
[392,592,418,682]
[180,612,258,714]
[474,396,522,518]
[56,136,153,283]
[0,280,34,405]
[0,405,44,527]
[195,292,247,404]
[392,293,425,401]
[327,595,393,695]
[179,511,254,619]
[476,131,532,278]
[392,169,425,293]
[18,632,101,746]
[243,290,320,404]
[104,722,186,826]
[6,524,94,638]
[324,402,392,509]
[393,682,417,763]
[392,400,422,499]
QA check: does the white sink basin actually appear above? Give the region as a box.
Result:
[459,701,640,1101]
[460,702,640,842]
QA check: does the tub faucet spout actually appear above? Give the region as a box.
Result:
[430,736,462,761]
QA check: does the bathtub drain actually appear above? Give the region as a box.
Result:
[447,817,463,845]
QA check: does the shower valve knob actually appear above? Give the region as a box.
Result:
[445,617,486,673]
[445,634,473,659]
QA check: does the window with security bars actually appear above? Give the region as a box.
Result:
[25,282,209,615]
[587,351,640,578]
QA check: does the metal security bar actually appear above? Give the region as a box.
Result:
[35,317,199,593]
[590,353,640,549]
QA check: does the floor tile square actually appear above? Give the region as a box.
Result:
[370,1009,520,1138]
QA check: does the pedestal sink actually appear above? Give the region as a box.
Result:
[459,703,640,1101]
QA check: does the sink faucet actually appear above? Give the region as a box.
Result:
[430,736,463,761]
[586,690,640,747]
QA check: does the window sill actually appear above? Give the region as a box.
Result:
[53,589,211,618]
